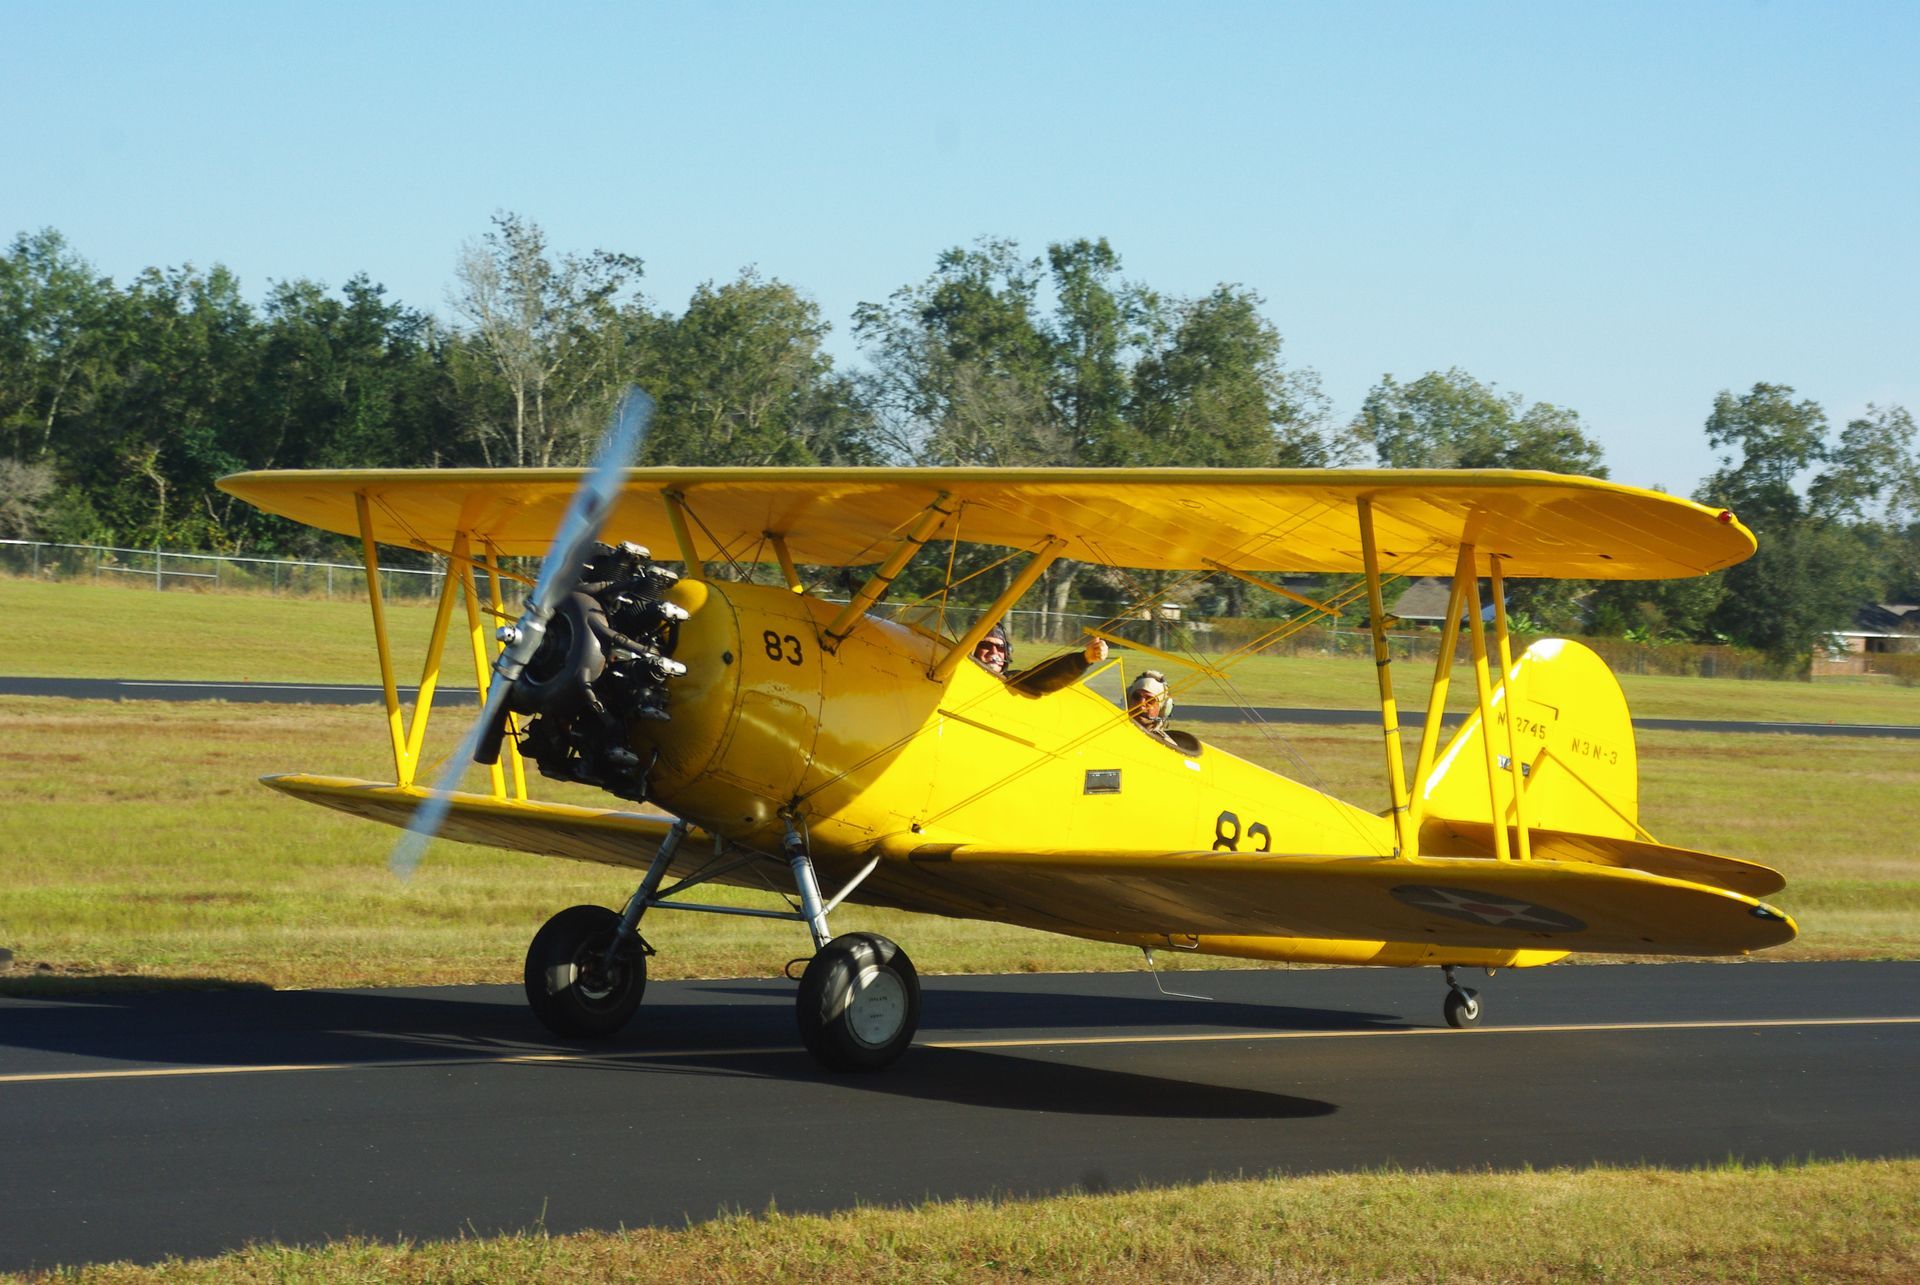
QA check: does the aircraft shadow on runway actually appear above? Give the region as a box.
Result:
[579,1043,1340,1120]
[0,980,1372,1118]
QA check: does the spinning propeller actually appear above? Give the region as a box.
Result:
[389,387,654,880]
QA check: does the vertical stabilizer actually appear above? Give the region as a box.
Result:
[1420,639,1645,845]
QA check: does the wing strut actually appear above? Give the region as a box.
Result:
[1409,546,1472,839]
[822,493,954,651]
[768,532,805,594]
[1489,555,1534,861]
[352,495,526,800]
[661,490,706,575]
[357,490,418,787]
[1357,497,1415,858]
[1461,547,1514,861]
[931,536,1068,682]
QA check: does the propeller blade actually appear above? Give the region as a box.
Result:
[387,386,653,881]
[525,387,653,625]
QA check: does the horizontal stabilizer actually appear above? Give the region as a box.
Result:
[1425,821,1787,898]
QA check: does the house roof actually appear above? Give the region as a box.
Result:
[1849,603,1920,635]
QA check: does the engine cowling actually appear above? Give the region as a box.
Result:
[499,542,688,800]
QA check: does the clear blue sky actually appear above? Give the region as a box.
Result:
[4,1,1914,491]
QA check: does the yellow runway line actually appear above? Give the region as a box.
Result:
[921,1014,1920,1051]
[2,1015,1916,1086]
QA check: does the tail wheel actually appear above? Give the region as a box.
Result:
[796,932,920,1071]
[1444,986,1482,1029]
[524,904,646,1038]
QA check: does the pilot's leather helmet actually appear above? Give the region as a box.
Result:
[974,623,1012,672]
[1127,669,1172,726]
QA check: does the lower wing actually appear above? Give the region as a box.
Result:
[896,842,1797,957]
[262,774,689,871]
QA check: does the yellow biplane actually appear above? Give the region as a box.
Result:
[218,391,1795,1071]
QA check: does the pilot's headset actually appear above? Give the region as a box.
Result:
[1127,670,1172,728]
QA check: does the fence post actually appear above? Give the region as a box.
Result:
[327,565,334,598]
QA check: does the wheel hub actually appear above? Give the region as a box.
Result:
[845,964,907,1047]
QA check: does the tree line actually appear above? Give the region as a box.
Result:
[2,217,1914,666]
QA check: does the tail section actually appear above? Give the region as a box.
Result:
[1422,638,1641,842]
[1418,639,1787,901]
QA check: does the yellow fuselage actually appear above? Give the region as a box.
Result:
[642,582,1383,857]
[629,582,1554,969]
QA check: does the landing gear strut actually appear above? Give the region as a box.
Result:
[1441,964,1482,1029]
[518,816,919,1070]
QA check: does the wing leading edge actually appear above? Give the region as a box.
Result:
[217,466,1755,580]
[262,774,690,871]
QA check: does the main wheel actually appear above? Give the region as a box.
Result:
[524,905,645,1038]
[796,932,920,1071]
[1444,986,1482,1029]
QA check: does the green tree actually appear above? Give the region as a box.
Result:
[1811,403,1919,524]
[1354,368,1606,475]
[0,229,117,464]
[450,212,645,467]
[69,262,262,548]
[1694,384,1873,664]
[642,270,876,466]
[854,237,1058,467]
[1131,285,1341,468]
[1354,368,1605,629]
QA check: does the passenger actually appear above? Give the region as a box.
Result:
[971,623,1110,696]
[1126,670,1180,749]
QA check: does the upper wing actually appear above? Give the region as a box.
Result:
[216,466,1755,580]
[898,843,1797,957]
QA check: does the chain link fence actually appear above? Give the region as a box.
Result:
[8,538,1810,674]
[0,540,448,602]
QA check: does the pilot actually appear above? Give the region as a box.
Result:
[1126,670,1180,748]
[971,623,1110,696]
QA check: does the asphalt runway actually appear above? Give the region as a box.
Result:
[3,961,1916,1271]
[5,675,1916,737]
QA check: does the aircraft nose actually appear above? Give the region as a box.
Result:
[627,579,743,798]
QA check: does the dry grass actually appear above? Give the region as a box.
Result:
[0,698,1199,987]
[15,1159,1917,1283]
[1,696,1913,990]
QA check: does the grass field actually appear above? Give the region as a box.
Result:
[12,1159,1916,1283]
[2,692,1913,988]
[6,577,1920,724]
[4,576,1916,1279]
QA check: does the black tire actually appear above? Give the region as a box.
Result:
[796,932,920,1071]
[524,905,645,1038]
[1444,987,1482,1029]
